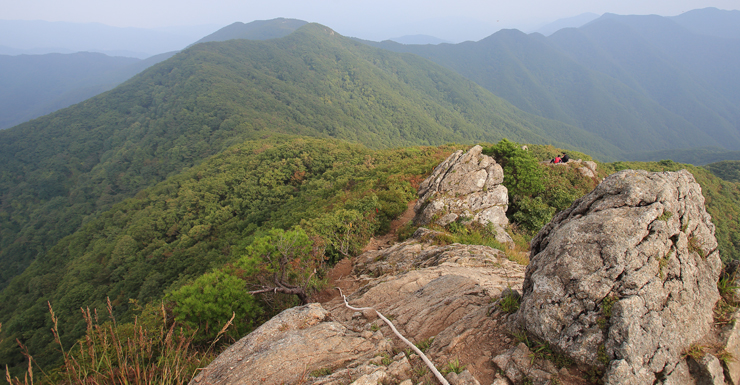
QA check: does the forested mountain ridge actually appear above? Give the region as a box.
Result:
[0,23,605,292]
[364,10,740,163]
[671,7,740,39]
[0,135,459,372]
[194,18,307,44]
[0,18,311,131]
[551,14,740,151]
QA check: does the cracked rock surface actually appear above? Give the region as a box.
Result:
[513,169,722,384]
[190,303,391,385]
[191,229,526,385]
[414,145,509,243]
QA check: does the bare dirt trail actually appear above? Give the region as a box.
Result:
[362,200,417,252]
[314,200,417,304]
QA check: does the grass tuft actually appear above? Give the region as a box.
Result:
[5,299,229,385]
[414,337,434,353]
[498,291,521,314]
[440,359,465,375]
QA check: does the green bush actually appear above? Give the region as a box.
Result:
[236,227,326,306]
[511,196,556,234]
[304,209,374,264]
[484,139,544,199]
[168,270,262,343]
[483,140,596,235]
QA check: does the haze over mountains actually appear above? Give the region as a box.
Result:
[6,8,738,159]
[0,51,176,129]
[1,7,740,377]
[0,20,219,58]
[362,8,740,163]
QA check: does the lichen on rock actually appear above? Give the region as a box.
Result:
[512,169,723,384]
[414,145,509,243]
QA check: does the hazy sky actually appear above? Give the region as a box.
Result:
[4,0,740,41]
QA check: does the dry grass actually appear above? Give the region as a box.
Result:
[5,298,232,385]
[505,227,531,265]
[715,272,740,325]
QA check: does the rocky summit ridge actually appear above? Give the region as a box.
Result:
[193,147,739,385]
[191,228,527,385]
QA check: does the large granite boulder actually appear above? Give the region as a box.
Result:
[513,169,723,384]
[414,145,508,234]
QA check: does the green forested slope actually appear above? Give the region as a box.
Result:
[0,135,458,373]
[367,30,710,155]
[704,160,740,183]
[0,23,601,291]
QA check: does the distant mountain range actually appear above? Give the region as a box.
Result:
[0,51,175,129]
[2,9,740,163]
[0,19,307,130]
[0,20,219,58]
[388,35,452,45]
[671,7,740,39]
[533,13,599,36]
[365,8,740,163]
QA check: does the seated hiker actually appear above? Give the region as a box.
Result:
[562,153,570,163]
[551,155,561,164]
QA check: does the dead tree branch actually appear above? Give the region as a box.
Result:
[337,288,449,385]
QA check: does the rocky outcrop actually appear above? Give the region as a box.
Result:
[718,309,740,385]
[191,162,727,385]
[576,160,598,178]
[513,169,723,384]
[414,145,509,242]
[191,229,526,385]
[543,158,599,178]
[190,303,393,385]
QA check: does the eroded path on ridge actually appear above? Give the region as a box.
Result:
[314,200,416,304]
[362,200,417,252]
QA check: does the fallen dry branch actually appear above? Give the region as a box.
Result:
[337,288,450,385]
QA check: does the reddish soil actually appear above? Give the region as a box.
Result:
[362,200,417,252]
[313,200,417,304]
[312,258,355,303]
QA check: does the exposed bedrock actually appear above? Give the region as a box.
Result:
[513,169,722,384]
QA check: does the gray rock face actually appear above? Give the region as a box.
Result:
[192,229,527,385]
[190,303,391,385]
[577,160,598,179]
[688,354,725,385]
[514,169,723,384]
[724,310,740,385]
[414,145,508,233]
[492,343,555,385]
